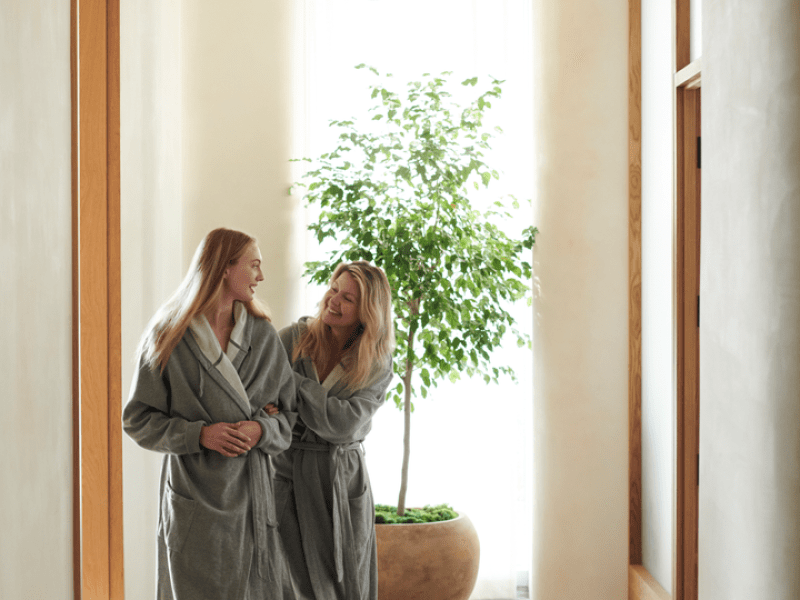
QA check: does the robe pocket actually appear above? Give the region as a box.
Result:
[160,483,198,554]
[348,485,375,549]
[272,477,292,526]
[345,461,369,500]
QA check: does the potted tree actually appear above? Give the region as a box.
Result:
[291,65,536,600]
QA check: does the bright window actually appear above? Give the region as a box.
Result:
[290,2,534,597]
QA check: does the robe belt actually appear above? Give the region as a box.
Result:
[248,450,276,581]
[291,440,363,595]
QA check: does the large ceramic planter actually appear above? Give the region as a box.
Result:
[375,513,480,600]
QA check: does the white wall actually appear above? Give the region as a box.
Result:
[120,2,184,599]
[530,0,630,597]
[0,2,74,597]
[640,0,676,591]
[181,0,304,327]
[700,1,800,598]
[690,0,702,63]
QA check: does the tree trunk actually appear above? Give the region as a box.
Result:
[397,325,415,516]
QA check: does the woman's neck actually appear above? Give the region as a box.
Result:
[328,323,360,353]
[205,300,236,353]
[205,299,235,330]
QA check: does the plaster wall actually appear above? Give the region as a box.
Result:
[640,0,676,591]
[0,1,74,597]
[690,0,702,62]
[700,0,800,597]
[530,0,629,597]
[120,2,184,598]
[181,0,303,326]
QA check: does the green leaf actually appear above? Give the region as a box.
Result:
[420,368,431,387]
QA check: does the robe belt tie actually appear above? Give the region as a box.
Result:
[248,450,277,581]
[291,440,363,595]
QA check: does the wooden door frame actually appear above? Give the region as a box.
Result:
[672,0,701,595]
[71,0,123,597]
[674,66,701,600]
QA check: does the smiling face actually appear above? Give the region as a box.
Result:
[224,242,264,303]
[321,271,362,335]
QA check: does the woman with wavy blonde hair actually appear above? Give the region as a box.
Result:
[268,261,395,600]
[124,227,298,600]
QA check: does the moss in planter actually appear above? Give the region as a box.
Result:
[374,504,459,524]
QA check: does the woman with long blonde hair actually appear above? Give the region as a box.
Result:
[124,228,297,600]
[267,261,395,600]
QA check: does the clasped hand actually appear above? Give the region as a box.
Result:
[200,421,262,458]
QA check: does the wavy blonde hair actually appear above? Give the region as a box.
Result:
[138,228,271,372]
[294,261,395,390]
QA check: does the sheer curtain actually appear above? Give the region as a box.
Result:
[289,2,534,598]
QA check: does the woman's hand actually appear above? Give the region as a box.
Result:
[264,403,280,416]
[234,421,262,447]
[200,422,252,457]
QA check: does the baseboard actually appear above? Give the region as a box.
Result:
[629,565,671,600]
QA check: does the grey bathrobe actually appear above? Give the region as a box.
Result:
[273,318,393,600]
[123,303,298,600]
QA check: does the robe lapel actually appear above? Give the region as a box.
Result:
[226,303,251,370]
[297,351,345,392]
[298,356,320,383]
[186,303,253,419]
[322,364,345,392]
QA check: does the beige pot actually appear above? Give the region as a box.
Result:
[375,513,480,600]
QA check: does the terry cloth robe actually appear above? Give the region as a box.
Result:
[123,302,298,600]
[273,318,393,600]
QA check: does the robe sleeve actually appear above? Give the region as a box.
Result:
[249,319,299,456]
[293,358,393,444]
[277,323,296,361]
[249,410,294,455]
[122,358,205,455]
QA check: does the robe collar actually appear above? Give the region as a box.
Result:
[188,302,252,417]
[304,353,345,392]
[322,364,345,392]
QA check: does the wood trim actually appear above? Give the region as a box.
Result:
[628,0,643,567]
[675,85,700,600]
[74,0,123,597]
[79,0,110,592]
[630,565,672,600]
[675,59,702,90]
[79,0,111,588]
[675,0,690,71]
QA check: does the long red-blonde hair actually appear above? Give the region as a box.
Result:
[138,228,271,372]
[294,261,395,390]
